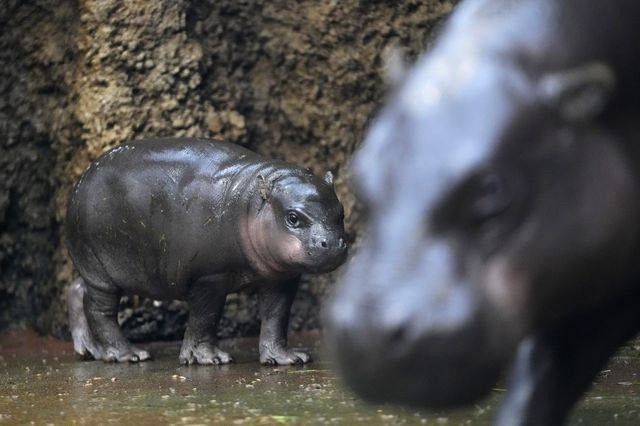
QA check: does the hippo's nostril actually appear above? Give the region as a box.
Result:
[321,240,328,248]
[389,326,407,345]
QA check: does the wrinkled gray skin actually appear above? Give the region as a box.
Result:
[66,138,346,365]
[327,0,640,425]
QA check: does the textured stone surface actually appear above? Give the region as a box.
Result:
[0,0,455,339]
[0,0,78,334]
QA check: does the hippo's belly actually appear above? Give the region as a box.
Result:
[66,142,253,299]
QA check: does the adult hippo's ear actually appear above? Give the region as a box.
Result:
[381,45,408,89]
[324,171,334,186]
[538,62,616,122]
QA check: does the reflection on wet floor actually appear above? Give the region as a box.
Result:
[0,331,639,425]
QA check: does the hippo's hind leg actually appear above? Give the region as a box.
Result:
[80,278,150,362]
[180,275,233,365]
[67,277,99,358]
[258,277,310,365]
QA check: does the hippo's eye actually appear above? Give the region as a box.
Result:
[286,211,299,228]
[472,172,511,223]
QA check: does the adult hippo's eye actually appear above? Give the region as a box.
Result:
[286,211,300,228]
[430,170,513,233]
[472,172,512,224]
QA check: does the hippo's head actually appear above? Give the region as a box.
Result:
[327,0,640,409]
[245,168,347,276]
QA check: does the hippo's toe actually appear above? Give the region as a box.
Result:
[179,342,233,365]
[108,346,150,363]
[91,345,151,363]
[260,348,311,366]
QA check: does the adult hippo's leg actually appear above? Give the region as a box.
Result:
[259,278,311,365]
[496,298,640,426]
[180,275,233,365]
[83,280,151,362]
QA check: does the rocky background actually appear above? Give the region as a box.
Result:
[0,0,455,340]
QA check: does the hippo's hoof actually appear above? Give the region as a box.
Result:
[94,345,151,363]
[260,348,311,365]
[179,342,234,365]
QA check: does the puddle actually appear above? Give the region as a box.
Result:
[0,331,638,425]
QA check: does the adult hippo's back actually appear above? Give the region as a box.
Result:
[66,138,347,364]
[327,0,640,425]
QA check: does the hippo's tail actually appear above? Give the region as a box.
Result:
[67,277,98,358]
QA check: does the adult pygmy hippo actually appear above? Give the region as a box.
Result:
[328,0,640,425]
[66,138,347,365]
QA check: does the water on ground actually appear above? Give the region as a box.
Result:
[1,331,639,425]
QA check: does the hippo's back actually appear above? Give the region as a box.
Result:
[65,138,265,297]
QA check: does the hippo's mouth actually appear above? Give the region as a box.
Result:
[299,244,348,274]
[326,255,518,408]
[328,317,511,408]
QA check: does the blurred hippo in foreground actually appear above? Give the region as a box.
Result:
[327,0,640,424]
[66,138,346,365]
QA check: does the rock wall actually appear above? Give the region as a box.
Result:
[0,0,78,333]
[0,0,455,339]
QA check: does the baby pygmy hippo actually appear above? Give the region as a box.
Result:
[66,138,347,364]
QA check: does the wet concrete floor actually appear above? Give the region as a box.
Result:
[0,330,639,425]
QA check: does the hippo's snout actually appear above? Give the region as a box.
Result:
[313,236,346,251]
[308,233,348,272]
[327,242,516,408]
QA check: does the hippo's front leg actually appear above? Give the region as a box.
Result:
[496,300,640,426]
[259,277,310,365]
[180,275,233,365]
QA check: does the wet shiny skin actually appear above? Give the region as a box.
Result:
[65,138,346,364]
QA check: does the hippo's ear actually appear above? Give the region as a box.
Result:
[382,45,408,88]
[538,62,616,122]
[324,171,334,186]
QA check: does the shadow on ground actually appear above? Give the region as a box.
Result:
[0,331,639,425]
